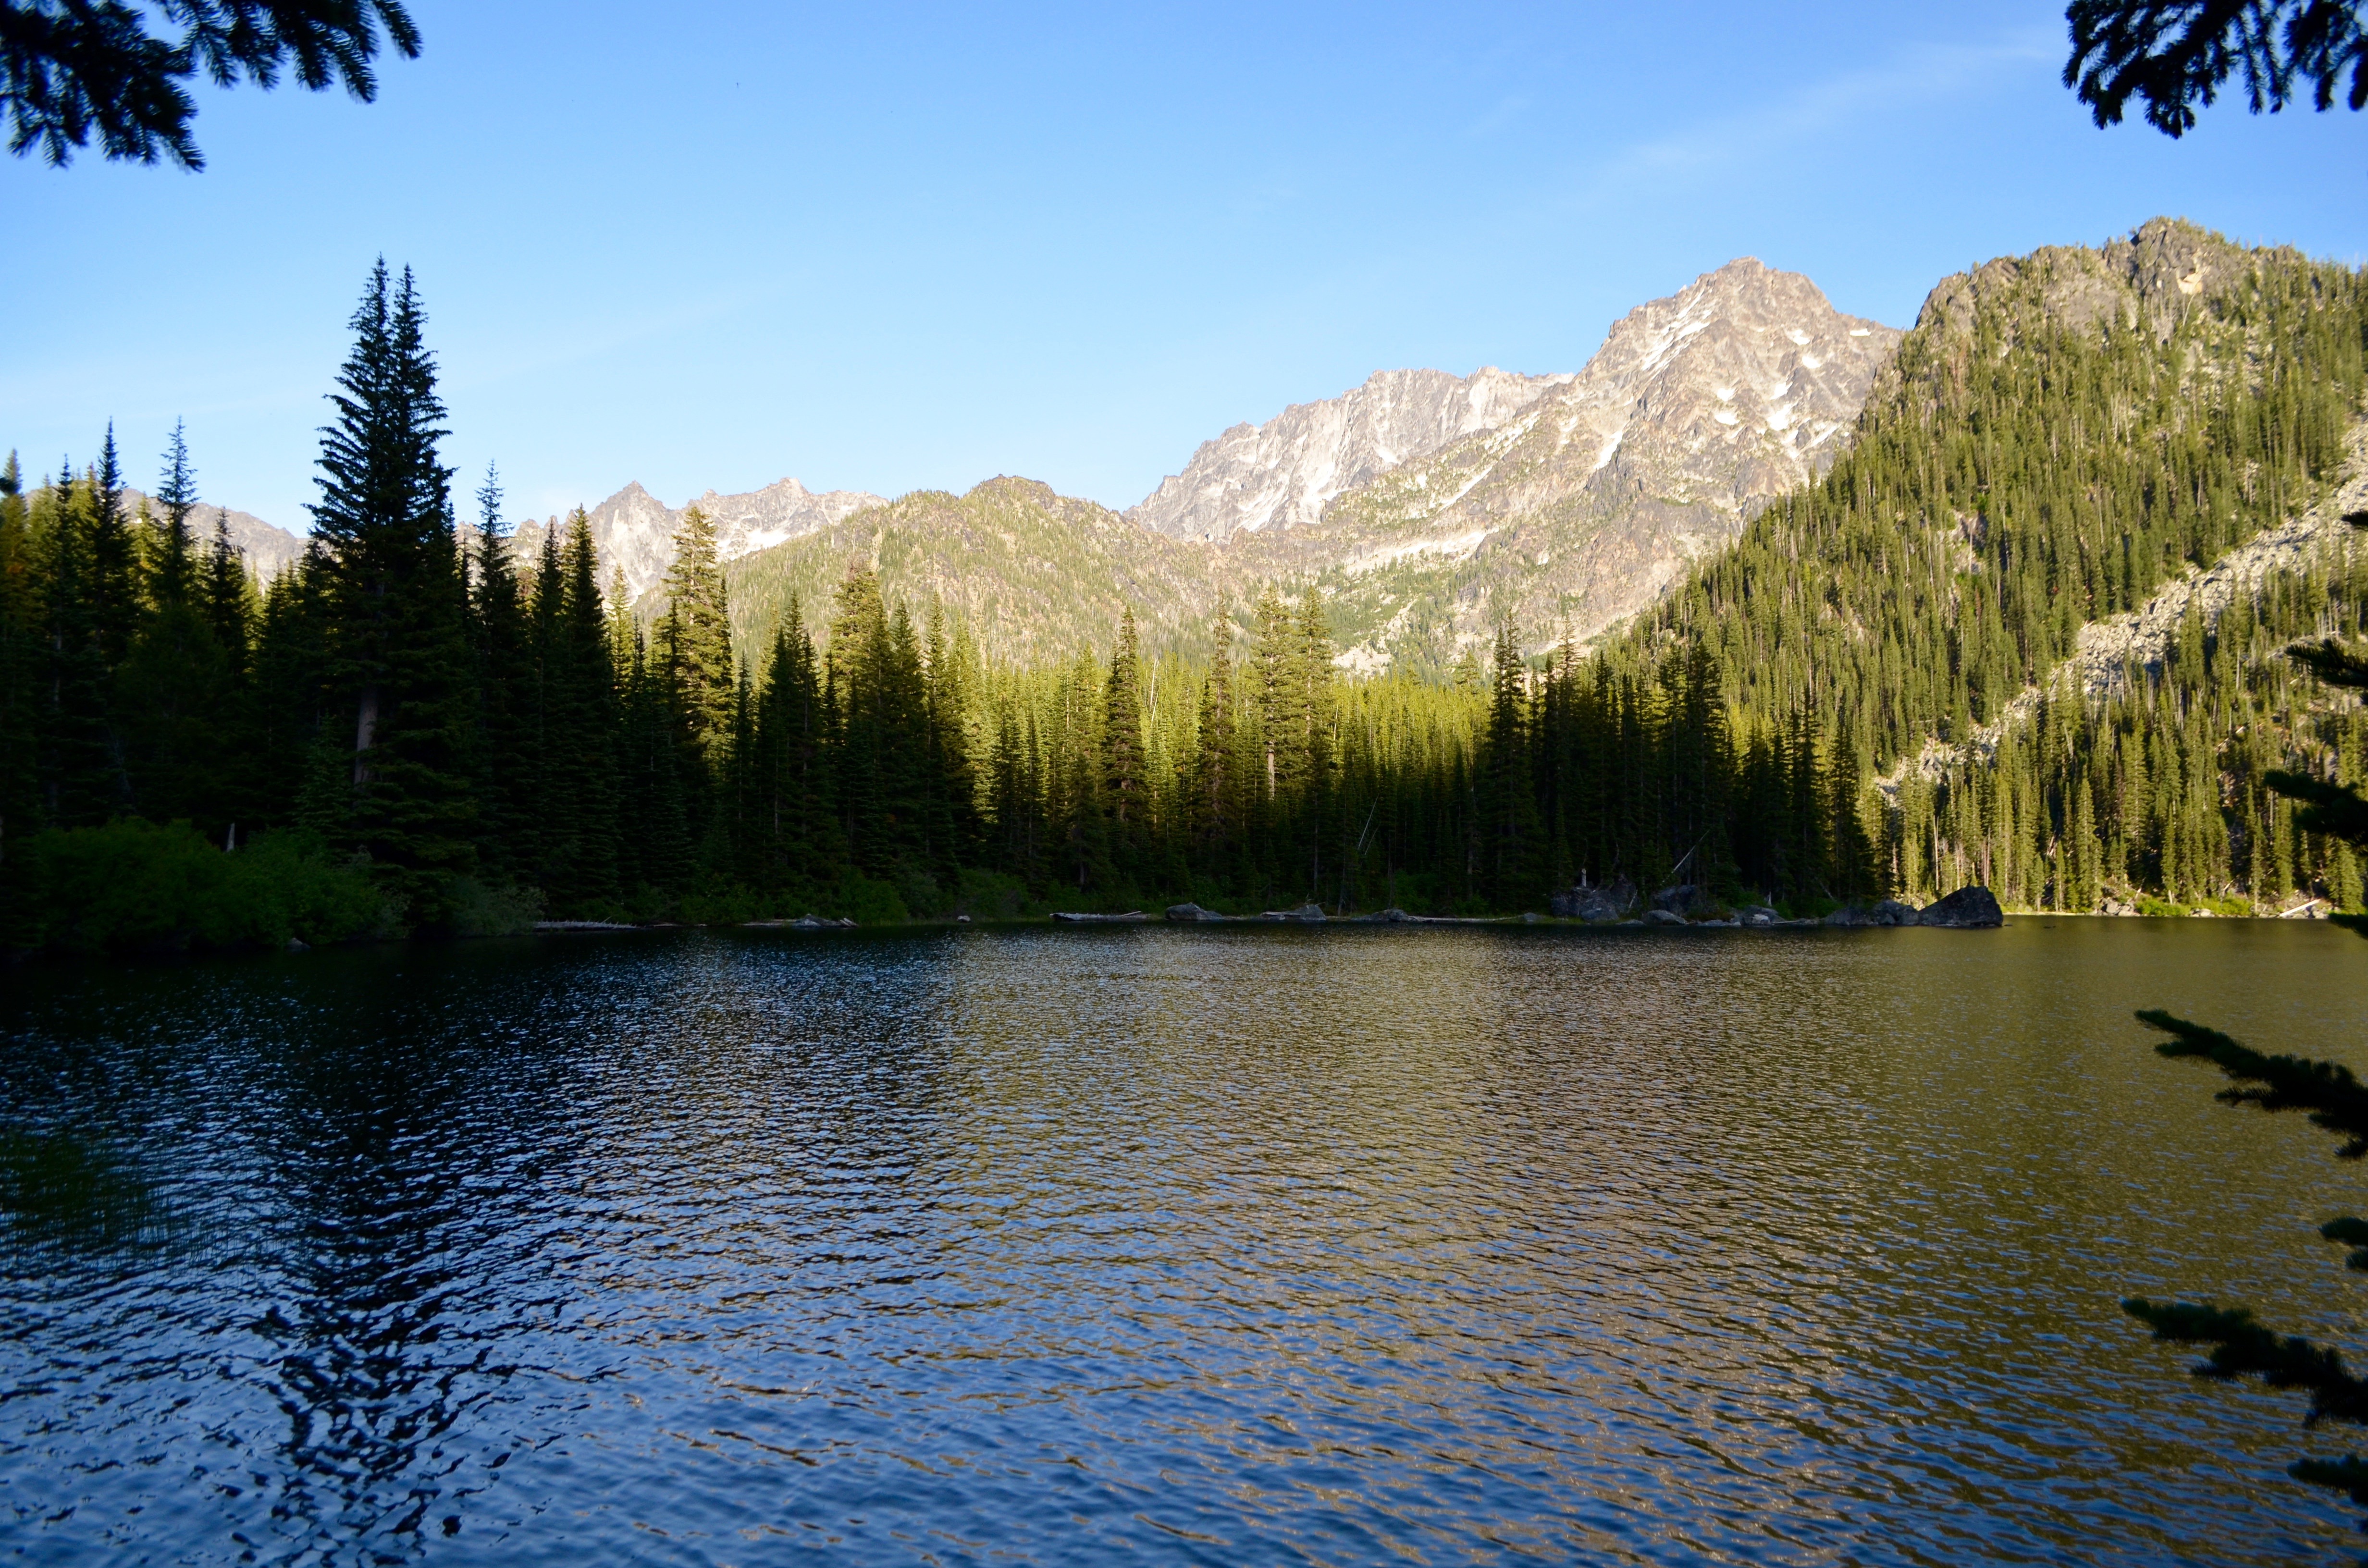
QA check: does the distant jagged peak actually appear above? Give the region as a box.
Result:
[1577,255,1892,395]
[517,473,885,602]
[115,486,305,581]
[1127,363,1574,544]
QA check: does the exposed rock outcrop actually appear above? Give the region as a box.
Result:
[1551,877,1636,921]
[1249,257,1901,670]
[1824,899,1921,927]
[1129,367,1572,543]
[1917,887,2004,928]
[1651,883,1724,919]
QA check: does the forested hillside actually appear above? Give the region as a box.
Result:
[1614,218,2368,911]
[2,223,2362,948]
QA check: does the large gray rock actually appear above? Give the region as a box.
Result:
[1642,908,1686,926]
[1551,877,1636,921]
[1652,883,1722,918]
[1165,903,1225,922]
[1824,899,1922,927]
[1918,887,2004,928]
[1260,903,1327,922]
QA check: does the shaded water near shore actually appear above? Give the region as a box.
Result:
[2,920,2363,1564]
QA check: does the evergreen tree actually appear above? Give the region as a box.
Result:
[658,503,733,766]
[116,424,234,830]
[0,453,37,867]
[1190,606,1237,858]
[1478,620,1537,907]
[307,260,477,923]
[468,463,536,882]
[37,466,115,827]
[1102,604,1146,879]
[539,510,619,912]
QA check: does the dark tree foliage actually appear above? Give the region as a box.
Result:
[2126,987,2368,1534]
[467,463,534,881]
[2066,0,2366,136]
[116,419,235,829]
[1,0,420,168]
[307,259,476,922]
[0,453,36,862]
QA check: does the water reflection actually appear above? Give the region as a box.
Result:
[0,1127,171,1258]
[242,964,543,1554]
[1,923,2362,1565]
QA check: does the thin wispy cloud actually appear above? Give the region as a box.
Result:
[1575,31,2057,202]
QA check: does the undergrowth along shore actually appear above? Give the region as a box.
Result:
[0,816,2311,962]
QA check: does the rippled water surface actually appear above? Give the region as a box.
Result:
[3,921,2364,1564]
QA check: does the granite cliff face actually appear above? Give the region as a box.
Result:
[1234,258,1901,671]
[514,476,884,601]
[1127,367,1572,543]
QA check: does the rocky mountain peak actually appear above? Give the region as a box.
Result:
[515,474,885,602]
[1236,257,1901,672]
[1912,217,2253,349]
[1127,363,1573,544]
[116,488,306,580]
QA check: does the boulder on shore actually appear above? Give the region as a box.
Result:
[1260,903,1327,922]
[1643,908,1686,926]
[1652,883,1722,919]
[1052,910,1148,923]
[1917,886,2005,928]
[1824,899,1922,927]
[1165,903,1225,922]
[1551,877,1637,921]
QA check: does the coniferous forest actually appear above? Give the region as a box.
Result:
[2,237,2365,953]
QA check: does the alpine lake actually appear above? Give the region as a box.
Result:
[2,917,2362,1565]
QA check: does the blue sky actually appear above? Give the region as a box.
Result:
[4,0,2364,531]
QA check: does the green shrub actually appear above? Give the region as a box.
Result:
[832,871,910,926]
[1,820,390,956]
[954,869,1033,920]
[447,876,545,937]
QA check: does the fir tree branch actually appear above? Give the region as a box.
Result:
[2284,639,2368,691]
[2136,1008,2368,1156]
[2264,770,2368,854]
[2121,1298,2368,1423]
[2325,1216,2368,1271]
[2293,1453,2368,1505]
